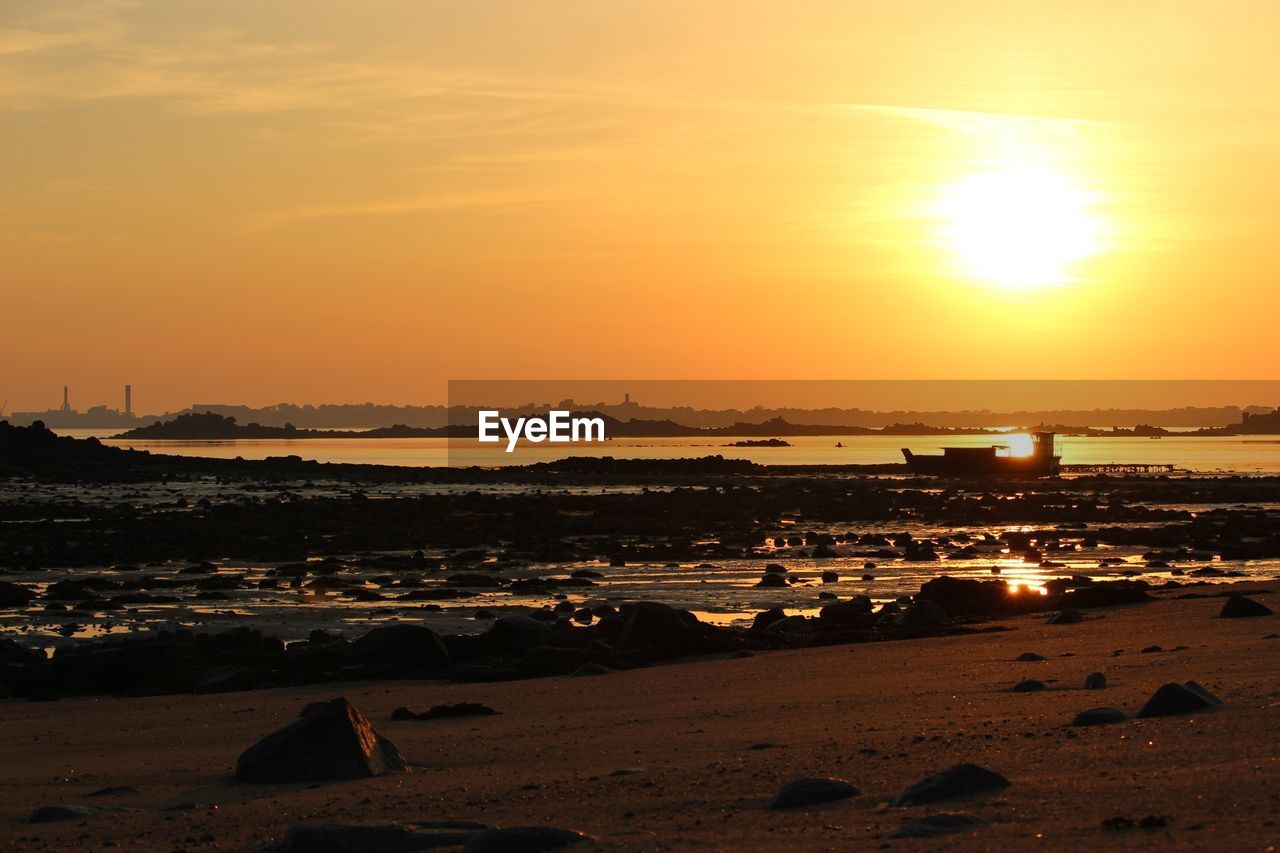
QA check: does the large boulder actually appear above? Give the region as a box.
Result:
[768,777,861,810]
[470,616,554,659]
[916,577,1018,617]
[235,698,408,783]
[1055,580,1152,609]
[462,826,589,852]
[895,600,949,630]
[348,625,449,670]
[1136,682,1222,718]
[267,822,488,852]
[1219,595,1273,618]
[818,599,873,628]
[891,763,1011,806]
[615,602,701,657]
[1071,707,1127,727]
[0,581,36,607]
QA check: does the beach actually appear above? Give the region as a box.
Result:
[3,585,1277,850]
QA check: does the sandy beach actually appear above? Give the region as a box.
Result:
[4,584,1277,851]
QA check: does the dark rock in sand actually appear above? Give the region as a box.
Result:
[1016,652,1046,662]
[27,804,99,823]
[470,616,554,658]
[756,573,789,588]
[1011,679,1046,693]
[1056,580,1152,609]
[752,607,788,631]
[1047,608,1084,625]
[396,702,498,721]
[819,599,873,628]
[0,580,37,607]
[235,697,407,783]
[895,600,948,629]
[821,571,839,583]
[891,763,1011,806]
[616,601,702,657]
[1084,672,1107,690]
[267,822,489,852]
[348,625,449,670]
[890,813,987,838]
[767,777,862,810]
[917,576,1016,616]
[1137,682,1222,718]
[1219,595,1274,618]
[1071,707,1127,727]
[570,662,615,677]
[764,563,788,574]
[461,826,589,852]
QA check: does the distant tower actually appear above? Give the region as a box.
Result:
[624,393,630,404]
[124,384,133,418]
[61,386,70,413]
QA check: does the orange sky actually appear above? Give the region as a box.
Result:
[4,1,1280,413]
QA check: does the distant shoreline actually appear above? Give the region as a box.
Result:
[107,410,1280,441]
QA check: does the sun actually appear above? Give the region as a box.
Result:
[934,163,1103,290]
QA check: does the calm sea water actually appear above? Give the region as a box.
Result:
[53,429,1280,473]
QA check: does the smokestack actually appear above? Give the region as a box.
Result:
[124,384,132,418]
[61,385,70,413]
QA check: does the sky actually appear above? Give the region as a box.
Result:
[3,1,1280,413]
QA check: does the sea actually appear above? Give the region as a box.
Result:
[51,429,1280,474]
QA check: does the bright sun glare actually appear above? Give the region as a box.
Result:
[935,163,1103,290]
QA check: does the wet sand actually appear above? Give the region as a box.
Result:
[3,585,1277,850]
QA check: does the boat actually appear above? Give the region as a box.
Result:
[901,431,1060,478]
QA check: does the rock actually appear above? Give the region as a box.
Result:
[818,600,872,628]
[891,763,1011,806]
[1011,679,1045,693]
[895,600,948,629]
[1047,608,1084,625]
[756,573,789,588]
[461,826,589,852]
[890,813,987,838]
[1084,672,1107,690]
[751,607,788,631]
[570,662,615,677]
[0,580,37,607]
[1056,580,1152,609]
[1071,707,1127,727]
[394,702,498,721]
[764,563,788,574]
[917,576,1016,617]
[821,571,839,583]
[235,697,408,783]
[27,804,98,823]
[267,822,488,852]
[1016,652,1046,662]
[767,777,862,810]
[471,616,554,658]
[1137,682,1223,718]
[616,601,701,657]
[1219,595,1274,618]
[348,625,449,670]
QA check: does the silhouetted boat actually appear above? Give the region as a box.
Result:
[902,431,1060,478]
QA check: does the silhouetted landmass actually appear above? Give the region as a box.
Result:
[1191,408,1280,435]
[116,411,1280,442]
